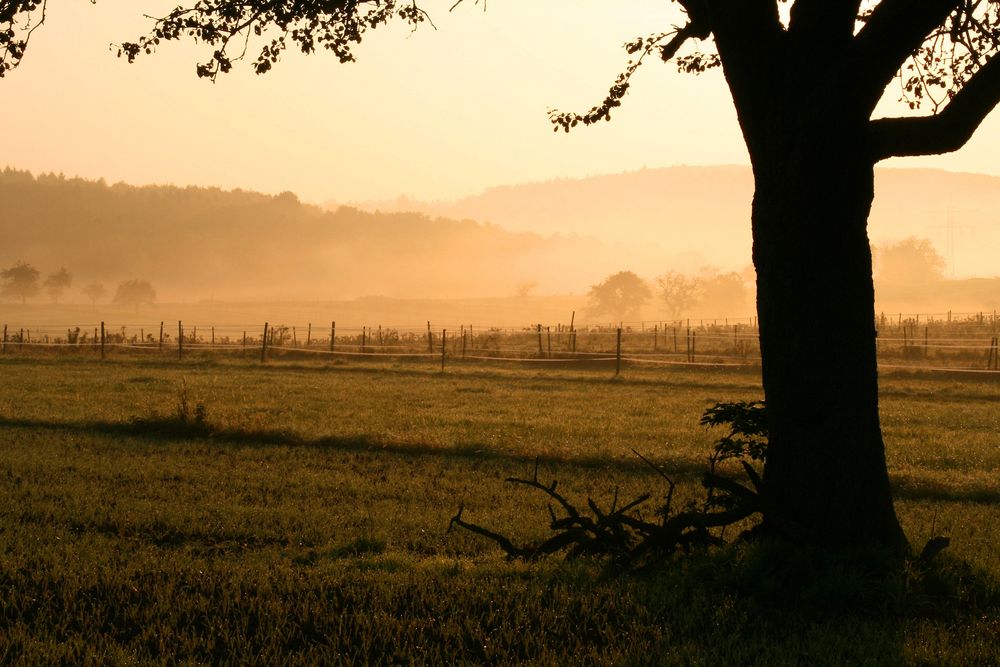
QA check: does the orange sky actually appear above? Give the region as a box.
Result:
[3,1,1000,205]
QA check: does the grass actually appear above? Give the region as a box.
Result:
[1,355,998,664]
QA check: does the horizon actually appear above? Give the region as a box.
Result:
[4,1,1000,205]
[7,161,1000,209]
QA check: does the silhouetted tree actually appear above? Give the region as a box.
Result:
[548,1,1000,552]
[0,261,40,304]
[656,270,702,320]
[7,0,1000,550]
[587,271,652,322]
[113,279,156,313]
[43,267,72,303]
[875,238,947,286]
[82,282,107,306]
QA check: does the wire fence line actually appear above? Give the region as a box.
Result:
[1,313,999,373]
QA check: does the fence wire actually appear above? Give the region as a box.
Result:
[2,315,999,373]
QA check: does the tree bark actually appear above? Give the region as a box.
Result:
[750,122,907,552]
[708,8,909,553]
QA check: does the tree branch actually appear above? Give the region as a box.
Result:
[702,0,787,163]
[851,0,960,112]
[548,21,707,132]
[869,52,1000,160]
[786,0,860,80]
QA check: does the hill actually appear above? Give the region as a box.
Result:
[341,165,1000,280]
[0,169,616,302]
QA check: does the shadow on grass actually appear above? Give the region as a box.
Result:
[0,413,710,478]
[1,413,996,506]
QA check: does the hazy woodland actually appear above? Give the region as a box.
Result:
[3,166,999,322]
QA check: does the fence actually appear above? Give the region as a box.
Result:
[2,310,999,373]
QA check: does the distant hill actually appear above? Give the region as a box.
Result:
[0,169,618,302]
[338,165,1000,280]
[4,166,998,314]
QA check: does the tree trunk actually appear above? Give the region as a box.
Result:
[752,130,907,552]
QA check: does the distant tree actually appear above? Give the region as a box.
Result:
[514,281,538,298]
[0,261,40,304]
[113,279,156,313]
[656,270,702,320]
[587,271,652,322]
[43,267,72,303]
[875,238,946,286]
[82,282,107,306]
[696,267,752,316]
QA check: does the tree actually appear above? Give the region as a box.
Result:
[875,238,947,286]
[551,1,1000,552]
[656,270,702,320]
[0,261,40,304]
[696,267,751,316]
[587,271,652,322]
[43,267,72,303]
[514,281,538,298]
[82,282,107,306]
[113,279,156,313]
[7,1,1000,551]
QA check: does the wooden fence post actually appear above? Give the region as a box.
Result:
[569,310,576,353]
[211,327,215,348]
[427,321,433,353]
[546,326,552,358]
[100,321,105,360]
[178,321,183,360]
[261,322,269,363]
[330,321,336,352]
[462,327,467,359]
[441,329,447,372]
[537,324,543,357]
[159,321,164,351]
[615,327,622,376]
[2,324,6,354]
[242,331,247,354]
[307,323,312,347]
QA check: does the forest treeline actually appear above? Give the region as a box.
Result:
[350,165,1000,282]
[3,168,997,313]
[0,169,613,301]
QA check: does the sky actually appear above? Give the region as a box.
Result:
[5,0,1000,206]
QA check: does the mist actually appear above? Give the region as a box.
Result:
[2,166,998,328]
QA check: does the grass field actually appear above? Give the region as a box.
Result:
[1,356,998,664]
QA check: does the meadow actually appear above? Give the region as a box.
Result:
[1,354,998,664]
